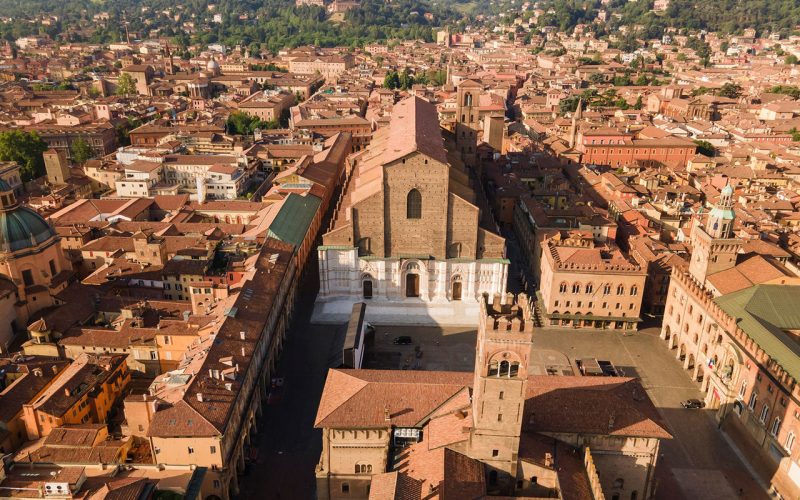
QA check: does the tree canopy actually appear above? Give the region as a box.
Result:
[0,130,48,181]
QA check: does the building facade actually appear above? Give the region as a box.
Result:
[538,233,647,330]
[659,184,800,498]
[315,96,508,325]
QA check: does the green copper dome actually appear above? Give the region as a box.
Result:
[0,205,57,253]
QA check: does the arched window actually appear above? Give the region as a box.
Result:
[509,362,520,377]
[488,361,499,376]
[464,93,473,107]
[771,417,782,437]
[572,283,581,294]
[585,283,594,294]
[785,431,795,452]
[559,282,567,293]
[630,285,638,296]
[603,284,611,295]
[499,360,510,377]
[613,478,624,489]
[617,284,624,295]
[407,189,422,219]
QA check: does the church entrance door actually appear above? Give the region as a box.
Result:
[406,274,420,298]
[452,281,462,301]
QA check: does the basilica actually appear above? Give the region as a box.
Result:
[314,94,508,324]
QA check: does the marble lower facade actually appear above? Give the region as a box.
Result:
[313,246,508,325]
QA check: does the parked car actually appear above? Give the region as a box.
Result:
[681,398,705,409]
[393,336,413,345]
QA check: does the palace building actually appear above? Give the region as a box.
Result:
[660,184,800,498]
[314,95,508,325]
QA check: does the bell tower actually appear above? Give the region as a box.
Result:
[688,182,742,284]
[469,293,534,490]
[456,79,481,167]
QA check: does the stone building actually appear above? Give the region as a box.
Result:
[538,232,647,330]
[315,95,508,325]
[314,293,671,499]
[0,179,72,339]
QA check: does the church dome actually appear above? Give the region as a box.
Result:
[0,206,57,253]
[207,59,220,72]
[0,180,57,254]
[721,183,733,196]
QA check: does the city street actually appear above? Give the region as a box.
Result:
[238,266,344,500]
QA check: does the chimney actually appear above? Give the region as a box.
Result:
[384,406,390,421]
[64,388,71,397]
[196,392,204,402]
[239,331,246,340]
[608,413,616,430]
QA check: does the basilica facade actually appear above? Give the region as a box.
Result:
[314,95,508,324]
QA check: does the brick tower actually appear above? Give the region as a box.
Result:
[688,183,742,284]
[469,292,535,489]
[456,79,481,167]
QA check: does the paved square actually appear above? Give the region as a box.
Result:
[363,324,476,371]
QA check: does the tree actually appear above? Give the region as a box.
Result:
[70,137,93,165]
[694,140,715,157]
[226,111,279,135]
[116,73,137,96]
[383,70,400,89]
[588,72,605,84]
[559,96,582,115]
[717,82,742,99]
[0,130,48,181]
[634,95,643,110]
[786,54,799,65]
[398,67,414,90]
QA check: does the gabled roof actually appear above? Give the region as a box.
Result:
[381,96,448,166]
[314,369,472,428]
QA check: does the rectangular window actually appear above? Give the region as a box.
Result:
[48,259,56,275]
[210,446,216,454]
[492,449,499,457]
[341,483,350,494]
[187,446,194,454]
[22,269,33,286]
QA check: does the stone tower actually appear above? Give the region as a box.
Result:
[43,149,70,185]
[456,79,481,167]
[164,44,176,75]
[469,293,535,489]
[688,183,742,284]
[568,98,583,149]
